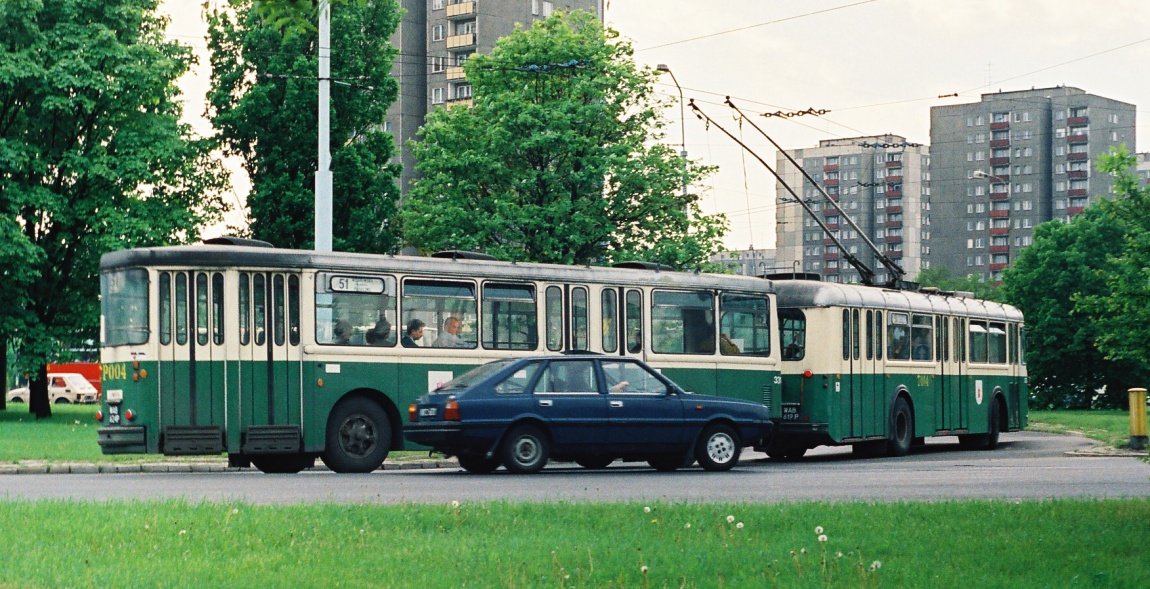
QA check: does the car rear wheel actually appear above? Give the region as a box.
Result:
[53,397,72,405]
[696,423,741,471]
[457,454,500,474]
[252,454,315,474]
[575,456,614,469]
[322,396,391,473]
[500,425,549,474]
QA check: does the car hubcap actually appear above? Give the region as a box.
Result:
[339,415,376,458]
[512,436,539,465]
[707,433,735,463]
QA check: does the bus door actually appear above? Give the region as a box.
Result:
[934,315,949,432]
[236,272,304,455]
[156,271,226,454]
[544,285,591,354]
[861,310,880,437]
[839,309,861,438]
[848,309,864,438]
[952,317,968,431]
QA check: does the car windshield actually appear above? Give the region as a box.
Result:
[434,359,517,392]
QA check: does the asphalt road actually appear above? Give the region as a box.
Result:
[2,432,1147,504]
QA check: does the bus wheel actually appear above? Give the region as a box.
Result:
[322,396,391,474]
[500,425,550,474]
[985,398,1002,451]
[457,454,500,474]
[252,454,315,474]
[886,397,913,457]
[696,423,741,471]
[575,456,614,469]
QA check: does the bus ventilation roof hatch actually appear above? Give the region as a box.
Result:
[611,261,673,271]
[203,236,275,248]
[431,250,498,261]
[766,272,822,282]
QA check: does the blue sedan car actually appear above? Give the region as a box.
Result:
[404,355,772,474]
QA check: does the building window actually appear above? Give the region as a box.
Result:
[542,0,553,16]
[431,24,445,41]
[433,0,444,8]
[454,84,472,99]
[430,56,445,73]
[432,87,445,104]
[531,0,539,14]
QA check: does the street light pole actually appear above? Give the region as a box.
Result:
[315,1,333,252]
[656,64,687,199]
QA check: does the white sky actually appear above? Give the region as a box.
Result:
[163,0,1150,249]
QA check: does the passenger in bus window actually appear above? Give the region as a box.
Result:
[627,327,642,353]
[433,317,467,348]
[402,319,425,347]
[912,336,930,361]
[365,318,392,346]
[333,320,353,345]
[720,333,741,355]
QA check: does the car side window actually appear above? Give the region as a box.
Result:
[493,363,541,395]
[533,361,597,394]
[600,361,668,395]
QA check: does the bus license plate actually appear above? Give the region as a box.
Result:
[108,404,121,425]
[782,404,800,421]
[419,407,437,418]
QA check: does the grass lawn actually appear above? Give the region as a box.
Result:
[1029,409,1142,448]
[0,499,1147,588]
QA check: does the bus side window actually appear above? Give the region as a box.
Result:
[887,312,909,360]
[988,322,1007,363]
[875,310,883,361]
[852,308,860,361]
[253,274,266,346]
[273,275,286,346]
[571,287,588,351]
[651,290,714,355]
[779,308,806,361]
[911,315,933,361]
[865,310,873,361]
[196,273,209,346]
[317,274,398,347]
[402,279,476,349]
[969,320,988,363]
[482,282,537,351]
[1019,326,1027,365]
[288,275,300,346]
[159,272,172,345]
[212,273,225,345]
[601,289,617,353]
[545,286,563,352]
[625,290,642,353]
[841,309,850,361]
[239,273,250,345]
[175,272,189,346]
[719,293,771,356]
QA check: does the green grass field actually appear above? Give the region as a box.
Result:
[1030,409,1141,448]
[0,499,1147,588]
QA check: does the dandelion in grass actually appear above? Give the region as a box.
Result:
[815,526,823,534]
[359,529,365,535]
[870,560,882,571]
[726,515,735,523]
[736,522,744,529]
[684,523,691,529]
[800,548,808,554]
[640,565,648,574]
[644,506,651,513]
[179,530,187,535]
[818,534,827,543]
[451,500,460,508]
[835,552,843,559]
[232,508,239,515]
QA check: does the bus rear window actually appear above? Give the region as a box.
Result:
[101,269,149,346]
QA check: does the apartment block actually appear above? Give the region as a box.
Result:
[929,87,1136,281]
[775,135,932,285]
[710,248,778,277]
[387,0,603,195]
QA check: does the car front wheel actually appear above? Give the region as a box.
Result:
[696,423,741,471]
[500,425,549,474]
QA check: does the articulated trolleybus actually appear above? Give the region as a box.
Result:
[96,239,1026,472]
[96,239,781,473]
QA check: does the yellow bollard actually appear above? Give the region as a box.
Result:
[1130,388,1148,451]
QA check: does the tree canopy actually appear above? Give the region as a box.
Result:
[1,0,229,416]
[401,11,726,268]
[1001,147,1149,409]
[207,0,402,253]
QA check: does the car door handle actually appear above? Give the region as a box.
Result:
[538,399,553,407]
[610,401,623,408]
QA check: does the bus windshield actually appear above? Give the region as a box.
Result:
[101,268,149,346]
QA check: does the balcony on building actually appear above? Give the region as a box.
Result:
[885,204,902,214]
[885,160,902,169]
[885,220,902,228]
[990,121,1010,131]
[1067,170,1089,179]
[989,209,1009,218]
[989,262,1008,271]
[447,33,475,48]
[989,245,1009,254]
[1068,206,1086,215]
[446,65,466,80]
[824,179,839,187]
[990,190,1009,201]
[1068,188,1088,197]
[822,238,837,246]
[446,1,476,17]
[825,266,840,274]
[823,252,839,260]
[1067,133,1088,144]
[823,164,839,172]
[884,235,902,244]
[825,221,839,230]
[1067,115,1089,126]
[445,97,473,108]
[887,250,903,260]
[885,188,903,198]
[989,227,1010,236]
[989,157,1010,166]
[1067,152,1089,162]
[989,139,1010,148]
[885,174,903,183]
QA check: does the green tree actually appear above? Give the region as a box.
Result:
[0,0,229,417]
[207,0,402,253]
[401,11,726,268]
[916,265,1003,302]
[1001,148,1148,409]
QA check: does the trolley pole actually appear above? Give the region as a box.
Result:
[1130,388,1148,451]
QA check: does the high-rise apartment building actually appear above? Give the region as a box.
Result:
[710,247,778,277]
[929,87,1136,280]
[775,135,931,284]
[386,0,603,194]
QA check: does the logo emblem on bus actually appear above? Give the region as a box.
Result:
[975,380,984,405]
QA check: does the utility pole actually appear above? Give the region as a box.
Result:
[315,1,333,252]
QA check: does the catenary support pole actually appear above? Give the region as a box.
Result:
[314,1,333,252]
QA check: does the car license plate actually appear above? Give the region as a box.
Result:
[108,404,121,425]
[781,404,800,421]
[419,407,437,418]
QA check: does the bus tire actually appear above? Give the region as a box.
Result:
[500,425,549,474]
[886,397,913,457]
[457,454,500,474]
[696,423,741,471]
[985,398,1002,451]
[322,396,391,474]
[252,453,315,474]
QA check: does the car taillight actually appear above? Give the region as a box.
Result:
[443,400,461,421]
[408,404,417,423]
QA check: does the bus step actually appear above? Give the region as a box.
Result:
[163,426,225,455]
[242,425,302,454]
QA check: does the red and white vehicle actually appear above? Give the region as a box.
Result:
[7,373,100,404]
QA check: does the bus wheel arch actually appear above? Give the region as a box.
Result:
[321,392,395,473]
[886,392,914,457]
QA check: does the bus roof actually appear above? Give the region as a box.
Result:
[100,244,777,294]
[774,279,1023,323]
